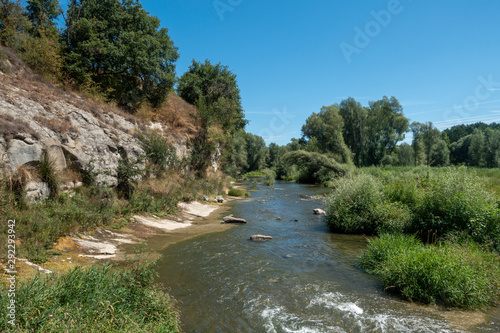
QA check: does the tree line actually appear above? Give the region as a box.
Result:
[223,96,500,183]
[1,0,246,175]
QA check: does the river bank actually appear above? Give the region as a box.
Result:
[5,198,240,280]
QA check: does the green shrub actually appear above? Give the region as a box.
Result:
[325,174,385,234]
[262,168,276,186]
[139,131,178,174]
[0,264,180,332]
[411,169,500,249]
[359,234,500,309]
[39,150,59,198]
[116,156,145,199]
[228,188,249,197]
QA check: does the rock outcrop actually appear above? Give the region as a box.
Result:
[0,47,201,190]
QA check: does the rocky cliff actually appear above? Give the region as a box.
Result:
[0,47,204,199]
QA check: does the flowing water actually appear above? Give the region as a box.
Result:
[156,181,500,333]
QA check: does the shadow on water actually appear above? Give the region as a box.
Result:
[156,181,500,333]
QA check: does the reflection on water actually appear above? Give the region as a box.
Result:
[156,181,500,333]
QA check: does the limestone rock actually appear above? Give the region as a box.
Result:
[223,215,247,224]
[7,139,42,167]
[25,181,50,202]
[250,235,273,241]
[216,196,225,203]
[313,209,327,216]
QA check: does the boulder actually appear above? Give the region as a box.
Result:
[223,215,247,224]
[215,196,225,203]
[44,139,67,172]
[250,235,273,241]
[7,139,42,167]
[25,181,50,202]
[313,209,327,216]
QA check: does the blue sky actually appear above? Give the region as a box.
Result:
[68,0,500,145]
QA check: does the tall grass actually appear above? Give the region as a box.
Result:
[325,174,412,234]
[0,264,180,332]
[359,234,500,309]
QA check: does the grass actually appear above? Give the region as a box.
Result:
[326,166,500,309]
[0,263,180,332]
[0,169,229,263]
[359,234,500,309]
[228,188,249,197]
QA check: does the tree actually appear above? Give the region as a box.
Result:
[301,104,353,164]
[282,150,350,184]
[365,97,409,166]
[339,97,366,166]
[485,128,500,168]
[430,140,449,166]
[177,59,246,134]
[411,122,442,166]
[469,129,486,167]
[245,133,266,172]
[395,143,414,166]
[64,0,179,110]
[222,130,248,176]
[27,0,61,29]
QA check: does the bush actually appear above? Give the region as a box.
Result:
[325,174,385,234]
[411,169,500,250]
[228,188,249,197]
[359,234,500,309]
[138,131,178,174]
[0,264,180,332]
[262,168,276,186]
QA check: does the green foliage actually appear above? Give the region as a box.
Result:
[177,59,246,133]
[116,155,145,199]
[262,168,276,186]
[27,0,61,29]
[301,104,353,164]
[0,264,180,332]
[39,150,59,198]
[0,186,119,262]
[228,188,249,197]
[223,130,248,176]
[138,130,178,174]
[325,174,409,234]
[64,0,179,110]
[411,169,500,250]
[364,97,409,166]
[359,234,500,309]
[283,150,351,184]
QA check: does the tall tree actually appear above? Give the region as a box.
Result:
[27,0,61,29]
[301,104,353,164]
[245,133,267,172]
[339,97,366,166]
[365,97,409,166]
[469,129,486,167]
[64,0,179,110]
[177,59,247,134]
[411,122,442,166]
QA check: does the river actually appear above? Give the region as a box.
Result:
[156,181,500,333]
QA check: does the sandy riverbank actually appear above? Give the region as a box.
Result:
[11,198,240,278]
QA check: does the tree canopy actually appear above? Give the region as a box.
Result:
[177,59,247,134]
[64,0,179,110]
